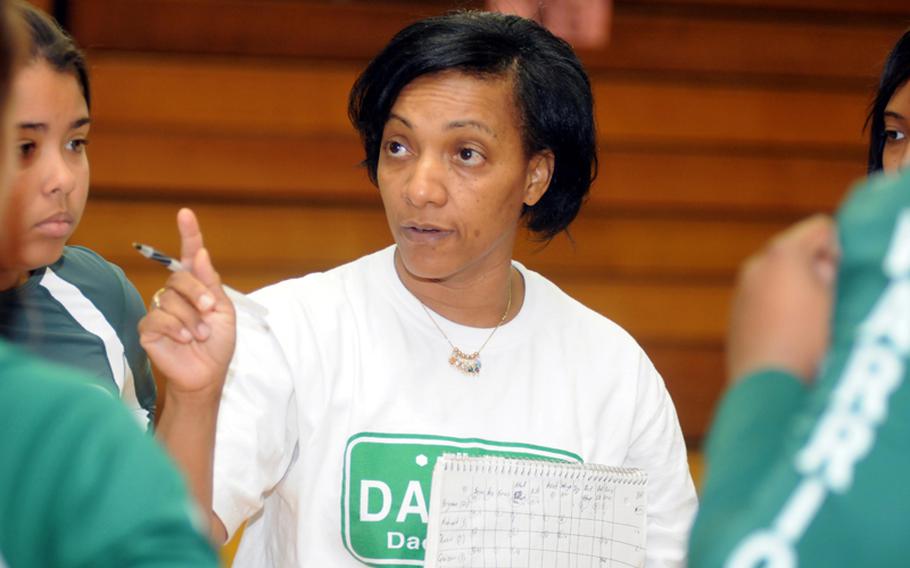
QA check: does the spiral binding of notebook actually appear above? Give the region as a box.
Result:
[438,454,648,486]
[424,454,648,568]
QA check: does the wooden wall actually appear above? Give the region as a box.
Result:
[58,0,910,448]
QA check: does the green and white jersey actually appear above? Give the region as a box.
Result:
[0,340,218,568]
[690,170,910,567]
[0,245,155,429]
[214,246,697,567]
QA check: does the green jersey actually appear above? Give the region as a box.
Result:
[690,170,910,566]
[0,246,155,428]
[0,340,218,567]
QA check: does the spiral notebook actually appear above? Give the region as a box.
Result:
[424,455,648,568]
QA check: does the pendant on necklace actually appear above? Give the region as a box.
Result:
[449,347,482,376]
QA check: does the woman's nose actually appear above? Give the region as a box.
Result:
[404,154,447,208]
[42,150,76,197]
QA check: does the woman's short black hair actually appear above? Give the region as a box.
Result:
[349,10,597,240]
[13,0,90,110]
[867,28,910,174]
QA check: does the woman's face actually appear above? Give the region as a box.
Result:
[377,71,552,284]
[5,60,89,273]
[883,79,910,174]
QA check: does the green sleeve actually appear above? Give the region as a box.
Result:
[703,369,808,488]
[688,369,808,567]
[0,353,218,568]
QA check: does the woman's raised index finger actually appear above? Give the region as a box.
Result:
[177,208,205,269]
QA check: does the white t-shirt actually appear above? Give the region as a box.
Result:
[214,246,697,567]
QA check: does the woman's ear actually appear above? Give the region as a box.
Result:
[523,149,554,206]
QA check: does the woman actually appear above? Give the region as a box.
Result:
[867,28,910,174]
[143,11,697,566]
[689,28,910,566]
[689,176,910,567]
[0,2,155,428]
[0,3,217,566]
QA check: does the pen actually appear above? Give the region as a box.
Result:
[132,242,270,322]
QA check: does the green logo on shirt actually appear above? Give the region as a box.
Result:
[340,432,580,567]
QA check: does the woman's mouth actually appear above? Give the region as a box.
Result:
[401,223,452,243]
[34,212,74,238]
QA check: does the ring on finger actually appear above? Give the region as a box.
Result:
[151,287,167,310]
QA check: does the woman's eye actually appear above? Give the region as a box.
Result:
[885,129,906,142]
[17,141,36,161]
[66,138,89,153]
[456,147,484,165]
[387,140,407,155]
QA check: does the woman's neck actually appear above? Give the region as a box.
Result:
[393,249,522,328]
[0,268,28,292]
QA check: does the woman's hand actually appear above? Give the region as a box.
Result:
[727,214,840,384]
[139,208,236,401]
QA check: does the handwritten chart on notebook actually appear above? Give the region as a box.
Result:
[424,455,647,568]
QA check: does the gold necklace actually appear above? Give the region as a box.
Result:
[420,273,513,376]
